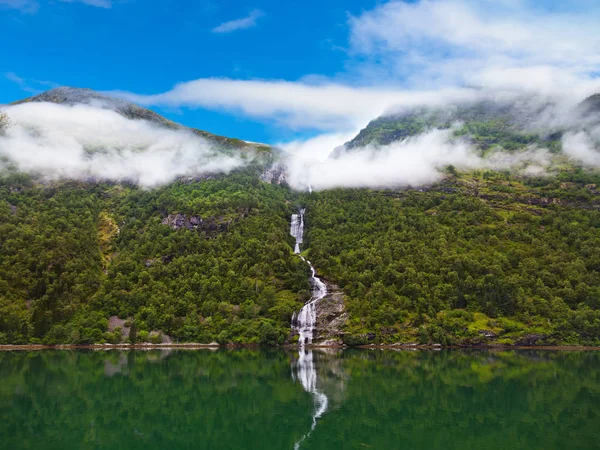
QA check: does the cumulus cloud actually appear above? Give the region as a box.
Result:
[348,0,600,89]
[0,103,243,186]
[212,10,264,34]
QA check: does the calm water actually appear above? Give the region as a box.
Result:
[1,349,599,450]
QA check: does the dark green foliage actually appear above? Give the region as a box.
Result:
[345,101,563,153]
[0,169,308,344]
[3,161,600,346]
[303,173,600,345]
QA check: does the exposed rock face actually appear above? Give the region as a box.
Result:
[108,316,130,342]
[313,282,348,345]
[515,334,548,346]
[161,209,249,233]
[260,163,287,185]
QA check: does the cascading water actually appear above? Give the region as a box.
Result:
[290,208,327,346]
[291,350,328,449]
[290,209,304,254]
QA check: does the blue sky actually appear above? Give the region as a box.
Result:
[2,0,600,145]
[0,0,381,142]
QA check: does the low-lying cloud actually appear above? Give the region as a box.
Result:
[3,92,600,191]
[284,128,553,191]
[0,102,243,186]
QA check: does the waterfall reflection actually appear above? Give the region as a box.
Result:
[291,349,347,449]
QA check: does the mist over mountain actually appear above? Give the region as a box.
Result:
[12,87,269,151]
[4,87,600,191]
[2,86,600,347]
[0,88,276,187]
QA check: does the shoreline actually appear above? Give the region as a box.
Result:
[1,343,600,351]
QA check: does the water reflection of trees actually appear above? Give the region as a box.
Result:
[0,349,598,450]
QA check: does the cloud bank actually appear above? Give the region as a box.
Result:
[283,129,553,191]
[0,103,243,187]
[1,94,600,192]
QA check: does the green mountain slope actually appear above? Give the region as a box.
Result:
[302,170,600,346]
[2,89,600,346]
[0,170,308,345]
[344,97,585,153]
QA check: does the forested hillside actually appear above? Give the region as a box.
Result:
[303,169,600,346]
[3,90,600,346]
[0,168,309,345]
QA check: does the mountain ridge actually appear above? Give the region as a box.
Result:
[344,94,600,152]
[12,86,271,152]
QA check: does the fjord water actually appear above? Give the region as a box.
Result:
[1,350,599,450]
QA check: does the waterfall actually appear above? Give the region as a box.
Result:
[290,209,304,254]
[290,208,328,346]
[292,349,328,449]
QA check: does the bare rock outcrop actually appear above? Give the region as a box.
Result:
[161,209,249,233]
[313,282,348,345]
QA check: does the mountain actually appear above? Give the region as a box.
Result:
[12,87,271,152]
[342,96,600,152]
[1,88,600,347]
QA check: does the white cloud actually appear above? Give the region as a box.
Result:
[0,0,111,12]
[348,0,600,89]
[113,79,474,131]
[284,129,553,191]
[5,72,45,94]
[278,131,358,162]
[562,131,600,166]
[60,0,112,8]
[0,103,243,186]
[0,0,38,13]
[212,10,264,34]
[5,72,25,85]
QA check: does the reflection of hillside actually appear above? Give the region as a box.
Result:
[0,349,598,450]
[103,349,173,377]
[335,350,600,450]
[0,349,315,450]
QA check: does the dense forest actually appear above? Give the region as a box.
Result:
[0,168,309,345]
[3,165,600,346]
[303,168,600,346]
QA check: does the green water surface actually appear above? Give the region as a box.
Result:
[1,349,598,449]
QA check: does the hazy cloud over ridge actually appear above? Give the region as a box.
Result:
[0,103,243,186]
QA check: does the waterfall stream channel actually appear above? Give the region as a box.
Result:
[289,209,328,346]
